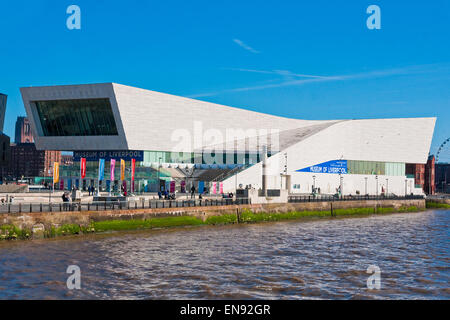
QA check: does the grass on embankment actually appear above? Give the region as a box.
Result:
[426,201,450,209]
[0,206,422,241]
[206,206,421,225]
[0,223,96,241]
[93,216,204,232]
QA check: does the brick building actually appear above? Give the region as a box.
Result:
[435,163,450,193]
[406,163,425,191]
[0,132,10,182]
[9,143,61,179]
[15,116,34,144]
[424,155,435,195]
[406,158,436,195]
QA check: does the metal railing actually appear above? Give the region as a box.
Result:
[288,194,425,203]
[0,197,250,214]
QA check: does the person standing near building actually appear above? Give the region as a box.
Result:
[190,185,196,199]
[62,192,70,211]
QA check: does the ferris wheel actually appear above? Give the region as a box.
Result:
[436,137,450,163]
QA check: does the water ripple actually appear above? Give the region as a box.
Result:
[0,210,448,299]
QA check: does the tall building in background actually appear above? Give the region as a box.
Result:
[435,163,450,193]
[9,143,61,179]
[424,155,435,195]
[0,93,6,133]
[0,94,10,182]
[0,133,10,182]
[15,116,34,143]
[6,116,61,180]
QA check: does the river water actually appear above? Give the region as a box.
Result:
[0,210,448,300]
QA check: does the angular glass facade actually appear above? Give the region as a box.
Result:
[347,160,405,176]
[143,151,264,165]
[34,98,118,136]
[58,149,269,193]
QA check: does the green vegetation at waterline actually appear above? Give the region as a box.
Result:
[234,206,420,224]
[93,216,204,232]
[0,206,424,241]
[45,224,96,238]
[426,201,450,209]
[0,223,96,241]
[0,224,31,240]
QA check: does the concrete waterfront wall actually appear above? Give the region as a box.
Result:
[0,199,426,233]
[428,198,450,205]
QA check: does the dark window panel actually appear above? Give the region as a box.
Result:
[34,98,118,136]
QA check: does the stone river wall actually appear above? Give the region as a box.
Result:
[0,199,426,232]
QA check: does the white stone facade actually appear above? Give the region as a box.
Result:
[21,83,436,196]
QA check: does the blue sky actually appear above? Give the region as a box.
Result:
[0,0,449,157]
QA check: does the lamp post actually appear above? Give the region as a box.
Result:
[283,152,288,191]
[280,173,283,189]
[158,157,162,192]
[386,178,389,197]
[312,175,316,193]
[49,165,53,203]
[405,179,408,196]
[375,175,379,197]
[284,153,288,175]
[445,169,448,193]
[340,175,344,197]
[364,177,368,195]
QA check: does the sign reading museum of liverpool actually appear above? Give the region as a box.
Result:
[296,160,348,174]
[73,151,144,162]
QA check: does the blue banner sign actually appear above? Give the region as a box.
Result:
[74,150,144,162]
[198,181,205,194]
[297,160,348,174]
[98,159,105,181]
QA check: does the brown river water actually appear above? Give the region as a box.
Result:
[0,210,448,300]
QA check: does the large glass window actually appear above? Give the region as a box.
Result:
[34,98,118,136]
[348,160,405,176]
